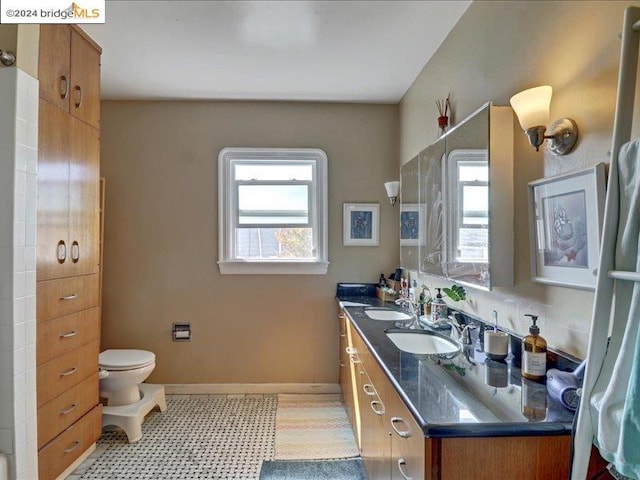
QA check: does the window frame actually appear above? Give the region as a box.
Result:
[218,147,329,275]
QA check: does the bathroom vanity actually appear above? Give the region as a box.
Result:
[337,287,587,480]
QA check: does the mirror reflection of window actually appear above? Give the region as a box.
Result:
[456,160,489,263]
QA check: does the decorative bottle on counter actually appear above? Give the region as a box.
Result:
[430,288,448,323]
[521,314,547,381]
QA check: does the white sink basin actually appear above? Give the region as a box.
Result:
[364,309,412,321]
[385,330,460,356]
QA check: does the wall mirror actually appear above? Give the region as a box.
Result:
[400,102,514,290]
[400,156,419,272]
[419,138,445,276]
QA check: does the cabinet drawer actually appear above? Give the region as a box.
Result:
[37,340,99,407]
[37,274,99,323]
[38,404,102,480]
[388,387,426,480]
[37,374,98,448]
[37,307,100,365]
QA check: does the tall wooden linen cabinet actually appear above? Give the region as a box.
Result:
[36,25,102,480]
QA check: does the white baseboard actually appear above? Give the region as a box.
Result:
[163,383,341,395]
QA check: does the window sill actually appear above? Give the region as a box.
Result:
[218,261,329,275]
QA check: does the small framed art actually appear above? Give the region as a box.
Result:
[528,163,606,290]
[343,203,379,246]
[400,203,426,246]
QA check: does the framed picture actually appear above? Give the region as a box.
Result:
[343,203,379,246]
[400,203,426,246]
[527,163,606,290]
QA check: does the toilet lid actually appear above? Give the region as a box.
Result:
[99,349,155,371]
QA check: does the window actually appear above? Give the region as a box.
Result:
[218,148,329,274]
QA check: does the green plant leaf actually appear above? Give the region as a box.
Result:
[442,285,466,302]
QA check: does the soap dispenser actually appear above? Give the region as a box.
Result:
[430,288,448,323]
[522,314,548,381]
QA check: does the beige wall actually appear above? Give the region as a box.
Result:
[400,1,633,358]
[100,101,399,384]
[0,25,38,78]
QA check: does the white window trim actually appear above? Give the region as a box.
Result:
[218,147,329,275]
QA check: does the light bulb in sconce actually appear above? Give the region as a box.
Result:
[384,181,400,206]
[509,85,578,156]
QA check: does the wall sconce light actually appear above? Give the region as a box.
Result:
[384,181,400,206]
[509,85,578,155]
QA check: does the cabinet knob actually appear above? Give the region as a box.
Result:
[362,383,376,396]
[59,367,77,377]
[59,75,69,99]
[57,240,66,263]
[370,400,385,416]
[63,440,81,454]
[59,403,77,416]
[74,85,83,108]
[59,330,77,339]
[397,458,413,480]
[71,241,80,263]
[391,416,412,438]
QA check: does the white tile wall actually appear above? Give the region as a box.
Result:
[0,67,39,480]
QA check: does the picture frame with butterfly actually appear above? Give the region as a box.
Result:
[527,163,606,290]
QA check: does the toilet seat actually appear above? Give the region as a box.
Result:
[99,349,155,371]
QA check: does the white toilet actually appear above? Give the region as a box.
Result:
[99,349,166,443]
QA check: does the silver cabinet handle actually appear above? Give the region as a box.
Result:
[59,75,69,99]
[59,294,77,301]
[59,403,77,416]
[397,458,413,480]
[59,367,77,377]
[64,440,80,454]
[74,85,82,108]
[339,361,345,367]
[362,383,376,396]
[345,346,356,355]
[71,241,80,263]
[391,416,411,438]
[371,400,385,416]
[349,354,361,364]
[57,240,66,263]
[339,332,346,338]
[59,331,77,339]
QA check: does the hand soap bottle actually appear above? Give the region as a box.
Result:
[430,288,448,323]
[521,314,547,381]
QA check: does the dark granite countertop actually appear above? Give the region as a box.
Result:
[336,289,576,438]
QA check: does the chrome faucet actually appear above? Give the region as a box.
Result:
[446,313,477,345]
[394,297,421,329]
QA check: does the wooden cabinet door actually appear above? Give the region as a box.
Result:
[68,115,100,276]
[388,385,427,480]
[70,29,101,129]
[39,25,71,112]
[37,100,72,281]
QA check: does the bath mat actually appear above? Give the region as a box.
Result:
[259,459,367,480]
[274,394,359,460]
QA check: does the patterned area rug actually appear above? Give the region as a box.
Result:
[259,459,367,480]
[274,394,359,460]
[75,395,276,479]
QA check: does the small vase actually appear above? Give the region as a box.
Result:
[438,115,449,136]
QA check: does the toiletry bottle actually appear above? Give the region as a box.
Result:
[379,273,386,288]
[521,314,547,381]
[430,288,448,323]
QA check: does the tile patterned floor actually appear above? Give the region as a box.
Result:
[69,394,277,480]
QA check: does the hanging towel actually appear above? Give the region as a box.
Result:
[590,138,640,479]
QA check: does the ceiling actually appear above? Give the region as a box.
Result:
[82,1,471,103]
